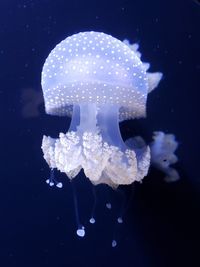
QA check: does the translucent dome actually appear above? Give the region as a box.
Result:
[41,31,148,121]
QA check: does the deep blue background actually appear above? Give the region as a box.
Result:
[0,0,199,267]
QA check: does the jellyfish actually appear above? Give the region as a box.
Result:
[150,131,180,182]
[125,132,180,183]
[41,31,178,240]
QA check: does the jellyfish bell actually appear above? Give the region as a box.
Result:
[41,31,162,187]
[40,31,179,244]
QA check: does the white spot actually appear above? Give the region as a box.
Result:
[117,217,123,223]
[112,240,117,247]
[106,203,112,209]
[89,217,95,224]
[56,182,63,188]
[76,227,85,237]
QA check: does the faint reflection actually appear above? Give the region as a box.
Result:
[21,88,43,118]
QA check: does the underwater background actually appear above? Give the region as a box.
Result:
[0,0,199,266]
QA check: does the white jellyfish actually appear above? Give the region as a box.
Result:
[41,31,178,241]
[41,31,162,187]
[150,131,180,182]
[125,133,179,183]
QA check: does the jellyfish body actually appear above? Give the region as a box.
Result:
[41,31,162,187]
[150,132,180,182]
[125,133,180,183]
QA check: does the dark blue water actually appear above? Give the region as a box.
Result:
[0,1,199,267]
